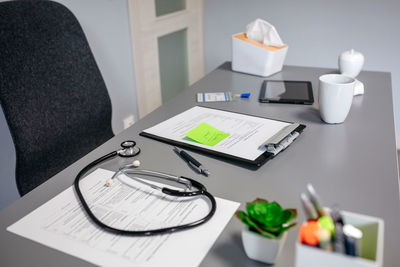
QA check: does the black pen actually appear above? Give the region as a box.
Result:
[173,146,210,177]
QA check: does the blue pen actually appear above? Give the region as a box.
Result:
[237,93,251,98]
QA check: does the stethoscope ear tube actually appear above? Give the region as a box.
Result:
[74,142,216,236]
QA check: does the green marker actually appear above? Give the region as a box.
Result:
[318,216,335,235]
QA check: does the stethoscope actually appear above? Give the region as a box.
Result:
[74,140,216,236]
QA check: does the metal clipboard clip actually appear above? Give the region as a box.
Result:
[262,123,301,156]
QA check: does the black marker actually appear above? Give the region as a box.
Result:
[173,147,210,177]
[331,209,346,254]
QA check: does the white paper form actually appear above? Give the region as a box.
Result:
[142,106,291,161]
[7,169,240,267]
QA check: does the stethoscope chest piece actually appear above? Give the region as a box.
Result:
[118,140,140,157]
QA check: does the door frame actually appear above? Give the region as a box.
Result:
[128,0,204,118]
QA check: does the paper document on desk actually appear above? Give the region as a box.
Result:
[7,169,239,267]
[142,106,293,161]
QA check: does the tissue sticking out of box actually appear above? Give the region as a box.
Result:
[246,19,284,47]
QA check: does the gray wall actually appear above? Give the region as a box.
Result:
[0,0,137,209]
[57,0,138,133]
[203,0,400,134]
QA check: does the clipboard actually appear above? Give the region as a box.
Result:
[140,106,305,167]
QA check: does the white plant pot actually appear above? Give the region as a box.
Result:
[241,228,287,264]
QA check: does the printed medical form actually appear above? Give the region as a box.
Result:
[8,169,239,267]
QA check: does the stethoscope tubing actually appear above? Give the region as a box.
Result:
[74,143,216,236]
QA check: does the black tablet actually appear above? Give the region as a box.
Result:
[259,80,314,105]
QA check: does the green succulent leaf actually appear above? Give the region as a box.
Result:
[279,208,297,225]
[235,211,276,238]
[265,202,284,226]
[246,200,283,227]
[237,199,297,238]
[255,229,278,239]
[235,211,258,229]
[263,225,282,233]
[253,198,269,205]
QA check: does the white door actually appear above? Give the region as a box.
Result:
[128,0,204,118]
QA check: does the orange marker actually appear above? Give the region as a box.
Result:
[299,221,321,246]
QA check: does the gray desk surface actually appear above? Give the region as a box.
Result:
[0,63,399,267]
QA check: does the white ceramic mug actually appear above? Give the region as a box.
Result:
[319,74,355,124]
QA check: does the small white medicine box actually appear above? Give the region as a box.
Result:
[232,32,288,77]
[295,211,384,267]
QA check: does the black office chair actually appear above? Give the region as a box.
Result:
[0,1,114,196]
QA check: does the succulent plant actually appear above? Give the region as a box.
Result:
[236,198,297,239]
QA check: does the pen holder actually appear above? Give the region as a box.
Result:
[295,211,384,267]
[232,33,288,77]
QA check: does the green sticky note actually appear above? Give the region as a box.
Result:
[185,122,230,146]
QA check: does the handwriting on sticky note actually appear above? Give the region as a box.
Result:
[185,123,230,146]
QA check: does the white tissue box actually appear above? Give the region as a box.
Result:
[232,33,288,77]
[295,211,384,267]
